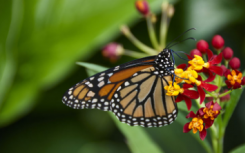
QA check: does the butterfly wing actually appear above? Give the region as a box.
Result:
[62,54,177,127]
[62,56,156,111]
[110,66,177,127]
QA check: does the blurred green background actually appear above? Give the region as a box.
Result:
[1,0,245,153]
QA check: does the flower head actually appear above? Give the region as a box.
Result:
[174,68,184,83]
[188,55,206,70]
[199,101,221,128]
[183,111,207,140]
[212,35,225,50]
[102,43,124,62]
[196,76,218,104]
[164,81,184,96]
[225,69,245,89]
[188,49,223,76]
[181,68,199,84]
[175,84,199,110]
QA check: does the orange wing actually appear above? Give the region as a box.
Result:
[110,67,177,127]
[62,56,155,111]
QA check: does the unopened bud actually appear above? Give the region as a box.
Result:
[135,0,150,16]
[190,49,202,57]
[102,43,124,62]
[196,40,209,53]
[222,47,233,60]
[229,57,240,69]
[212,35,225,50]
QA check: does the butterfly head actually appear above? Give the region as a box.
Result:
[154,49,174,76]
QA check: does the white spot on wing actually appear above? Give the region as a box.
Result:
[98,77,104,82]
[98,81,105,87]
[124,82,130,86]
[108,73,113,77]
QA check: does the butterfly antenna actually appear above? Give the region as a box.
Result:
[166,28,196,49]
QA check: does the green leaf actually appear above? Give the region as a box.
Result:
[109,113,163,153]
[230,144,245,153]
[223,71,245,127]
[81,62,163,153]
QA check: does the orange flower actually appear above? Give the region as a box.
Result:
[225,69,245,89]
[183,111,207,140]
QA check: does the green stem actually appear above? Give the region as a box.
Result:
[218,90,232,98]
[123,50,148,59]
[210,125,218,153]
[205,91,217,98]
[159,3,168,49]
[203,54,208,62]
[146,16,160,51]
[224,60,228,68]
[121,25,157,55]
[195,99,205,108]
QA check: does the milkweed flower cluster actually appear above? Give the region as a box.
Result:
[164,35,245,141]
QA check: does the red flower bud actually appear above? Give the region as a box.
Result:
[222,47,233,60]
[220,90,230,102]
[212,35,224,50]
[135,0,149,16]
[190,49,202,57]
[102,43,124,62]
[229,57,240,69]
[196,40,209,53]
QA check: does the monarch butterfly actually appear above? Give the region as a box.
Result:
[62,48,178,128]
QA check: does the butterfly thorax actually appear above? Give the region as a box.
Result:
[153,49,174,77]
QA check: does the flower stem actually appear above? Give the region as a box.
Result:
[210,125,218,153]
[215,98,224,153]
[146,15,160,51]
[123,50,148,59]
[159,2,169,49]
[121,25,157,55]
[206,91,217,98]
[218,90,231,98]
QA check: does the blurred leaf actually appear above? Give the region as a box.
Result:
[110,113,163,153]
[0,0,164,127]
[78,141,129,153]
[230,144,245,153]
[82,62,163,153]
[223,71,245,127]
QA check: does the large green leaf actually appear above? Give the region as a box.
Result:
[230,144,245,153]
[0,0,164,127]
